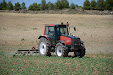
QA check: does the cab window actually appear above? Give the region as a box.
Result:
[45,26,54,35]
[48,26,54,35]
[45,26,49,35]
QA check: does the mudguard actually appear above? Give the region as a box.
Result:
[38,35,51,45]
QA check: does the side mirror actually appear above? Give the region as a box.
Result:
[74,27,76,31]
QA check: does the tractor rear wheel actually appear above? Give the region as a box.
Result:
[38,38,51,56]
[55,43,68,57]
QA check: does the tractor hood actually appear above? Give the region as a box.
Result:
[67,35,80,40]
[67,35,81,46]
[60,35,81,46]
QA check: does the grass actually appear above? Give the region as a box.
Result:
[0,51,113,75]
[32,28,38,30]
[21,38,25,41]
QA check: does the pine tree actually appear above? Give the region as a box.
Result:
[7,1,13,10]
[21,2,26,9]
[0,3,2,10]
[56,0,62,9]
[2,0,7,10]
[83,0,90,10]
[97,0,105,10]
[48,2,54,10]
[75,4,78,7]
[64,0,69,8]
[70,3,75,9]
[41,0,46,10]
[37,4,41,10]
[105,0,113,10]
[45,3,49,10]
[61,0,69,9]
[90,0,97,10]
[50,3,54,10]
[14,2,21,11]
[28,3,41,11]
[33,3,38,11]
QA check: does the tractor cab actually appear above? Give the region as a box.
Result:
[44,24,69,45]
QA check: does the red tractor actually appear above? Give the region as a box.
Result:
[38,22,85,58]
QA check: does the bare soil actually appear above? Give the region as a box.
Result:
[0,12,113,55]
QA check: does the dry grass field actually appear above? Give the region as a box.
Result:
[0,12,113,55]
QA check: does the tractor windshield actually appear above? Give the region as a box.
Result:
[56,25,69,36]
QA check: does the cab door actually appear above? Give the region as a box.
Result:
[45,26,55,45]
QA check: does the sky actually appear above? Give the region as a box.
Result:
[0,0,92,8]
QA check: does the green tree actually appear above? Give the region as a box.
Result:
[41,0,46,10]
[64,0,69,8]
[21,2,26,9]
[48,2,54,10]
[28,4,33,10]
[97,0,105,10]
[32,3,38,11]
[105,0,113,10]
[45,3,49,10]
[1,0,7,10]
[56,0,62,9]
[75,4,78,7]
[50,3,54,10]
[83,0,90,10]
[7,1,13,10]
[111,0,113,8]
[0,3,2,10]
[90,0,97,10]
[14,2,21,11]
[61,0,65,8]
[54,3,58,9]
[70,3,75,9]
[60,0,69,9]
[28,3,38,11]
[37,4,41,10]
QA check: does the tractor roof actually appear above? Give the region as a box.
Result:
[45,24,68,26]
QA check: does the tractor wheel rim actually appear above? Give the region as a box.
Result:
[57,46,62,56]
[40,42,46,55]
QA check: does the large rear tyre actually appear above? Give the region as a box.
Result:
[38,38,51,56]
[55,43,68,57]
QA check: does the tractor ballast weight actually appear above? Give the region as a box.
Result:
[38,22,86,58]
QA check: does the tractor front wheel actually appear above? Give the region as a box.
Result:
[74,47,85,58]
[55,43,68,57]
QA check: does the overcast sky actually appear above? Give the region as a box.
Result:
[0,0,95,8]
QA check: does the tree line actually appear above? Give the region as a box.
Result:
[83,0,113,10]
[0,0,113,11]
[0,0,26,11]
